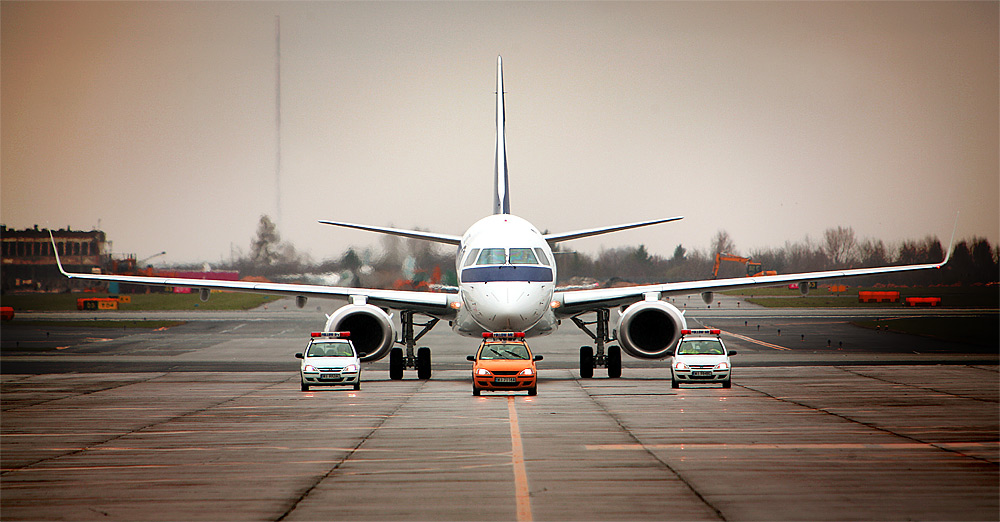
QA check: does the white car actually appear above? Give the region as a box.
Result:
[295,332,361,391]
[669,329,736,388]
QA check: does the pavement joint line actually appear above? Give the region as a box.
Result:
[576,377,728,521]
[718,330,791,350]
[739,380,1000,466]
[0,374,292,477]
[274,379,427,522]
[507,396,533,522]
[836,366,1000,403]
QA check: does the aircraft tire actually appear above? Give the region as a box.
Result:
[607,345,622,378]
[580,346,594,379]
[416,347,431,380]
[389,348,404,380]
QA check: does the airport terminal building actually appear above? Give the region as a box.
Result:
[1,225,109,292]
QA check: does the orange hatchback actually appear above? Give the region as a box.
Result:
[468,332,543,396]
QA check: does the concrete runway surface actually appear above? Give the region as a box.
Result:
[2,298,997,521]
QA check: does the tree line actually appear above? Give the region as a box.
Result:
[222,216,998,288]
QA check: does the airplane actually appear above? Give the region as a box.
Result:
[51,56,953,379]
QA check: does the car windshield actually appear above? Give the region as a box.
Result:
[479,343,530,360]
[676,340,725,355]
[307,342,355,357]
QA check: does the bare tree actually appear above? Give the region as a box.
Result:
[823,226,857,267]
[710,230,736,256]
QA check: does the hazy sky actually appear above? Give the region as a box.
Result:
[3,1,997,266]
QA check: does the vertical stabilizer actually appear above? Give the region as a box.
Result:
[494,56,511,215]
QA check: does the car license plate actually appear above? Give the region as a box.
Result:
[494,377,517,383]
[692,371,712,377]
[320,373,337,380]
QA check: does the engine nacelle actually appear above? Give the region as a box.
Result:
[616,299,688,359]
[324,303,396,362]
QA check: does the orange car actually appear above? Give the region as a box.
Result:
[467,332,543,396]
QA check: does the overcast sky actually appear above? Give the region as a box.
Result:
[3,1,997,266]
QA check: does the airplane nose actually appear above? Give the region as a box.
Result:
[470,283,547,332]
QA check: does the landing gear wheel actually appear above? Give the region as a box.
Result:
[580,346,594,379]
[722,379,732,389]
[528,386,537,396]
[607,345,622,378]
[301,381,310,392]
[416,347,432,380]
[389,347,404,380]
[472,384,481,396]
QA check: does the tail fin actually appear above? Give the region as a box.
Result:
[494,56,510,215]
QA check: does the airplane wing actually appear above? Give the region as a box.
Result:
[543,217,684,245]
[554,252,952,315]
[318,220,462,246]
[49,233,454,315]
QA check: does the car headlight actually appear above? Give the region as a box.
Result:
[714,362,730,371]
[304,365,317,372]
[475,368,492,376]
[518,368,534,376]
[673,361,689,371]
[343,364,359,373]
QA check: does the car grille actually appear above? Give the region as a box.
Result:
[492,370,520,376]
[688,365,715,370]
[316,367,344,372]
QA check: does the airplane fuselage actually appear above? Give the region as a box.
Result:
[451,214,557,337]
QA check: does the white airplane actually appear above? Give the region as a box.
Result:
[52,57,952,379]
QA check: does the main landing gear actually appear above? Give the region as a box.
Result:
[389,311,439,380]
[571,309,622,379]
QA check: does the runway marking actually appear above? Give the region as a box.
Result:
[507,396,532,522]
[720,330,791,350]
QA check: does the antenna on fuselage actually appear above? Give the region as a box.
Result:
[494,56,510,215]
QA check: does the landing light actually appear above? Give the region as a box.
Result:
[311,331,350,338]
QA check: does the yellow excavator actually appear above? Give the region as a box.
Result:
[712,253,777,279]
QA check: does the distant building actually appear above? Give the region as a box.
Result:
[1,225,109,292]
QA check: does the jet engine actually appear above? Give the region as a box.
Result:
[616,300,687,359]
[323,303,396,362]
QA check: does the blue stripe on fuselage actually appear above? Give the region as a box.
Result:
[461,266,553,283]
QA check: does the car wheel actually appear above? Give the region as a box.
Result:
[472,383,481,396]
[353,381,361,391]
[528,385,537,396]
[301,381,309,392]
[580,346,594,379]
[416,347,431,380]
[607,345,622,379]
[389,347,404,380]
[671,372,679,389]
[722,378,732,389]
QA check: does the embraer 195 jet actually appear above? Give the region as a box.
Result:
[53,57,952,379]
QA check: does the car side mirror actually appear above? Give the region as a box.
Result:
[467,355,476,362]
[294,353,304,359]
[533,355,543,361]
[728,350,737,356]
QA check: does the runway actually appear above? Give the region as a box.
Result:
[2,299,998,520]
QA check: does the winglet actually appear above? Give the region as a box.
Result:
[494,56,510,215]
[939,211,959,267]
[49,230,72,278]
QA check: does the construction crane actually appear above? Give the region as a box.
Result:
[137,251,166,266]
[712,253,776,279]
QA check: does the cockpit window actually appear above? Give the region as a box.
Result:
[476,248,507,265]
[533,248,550,266]
[462,248,480,268]
[508,248,538,265]
[676,340,725,355]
